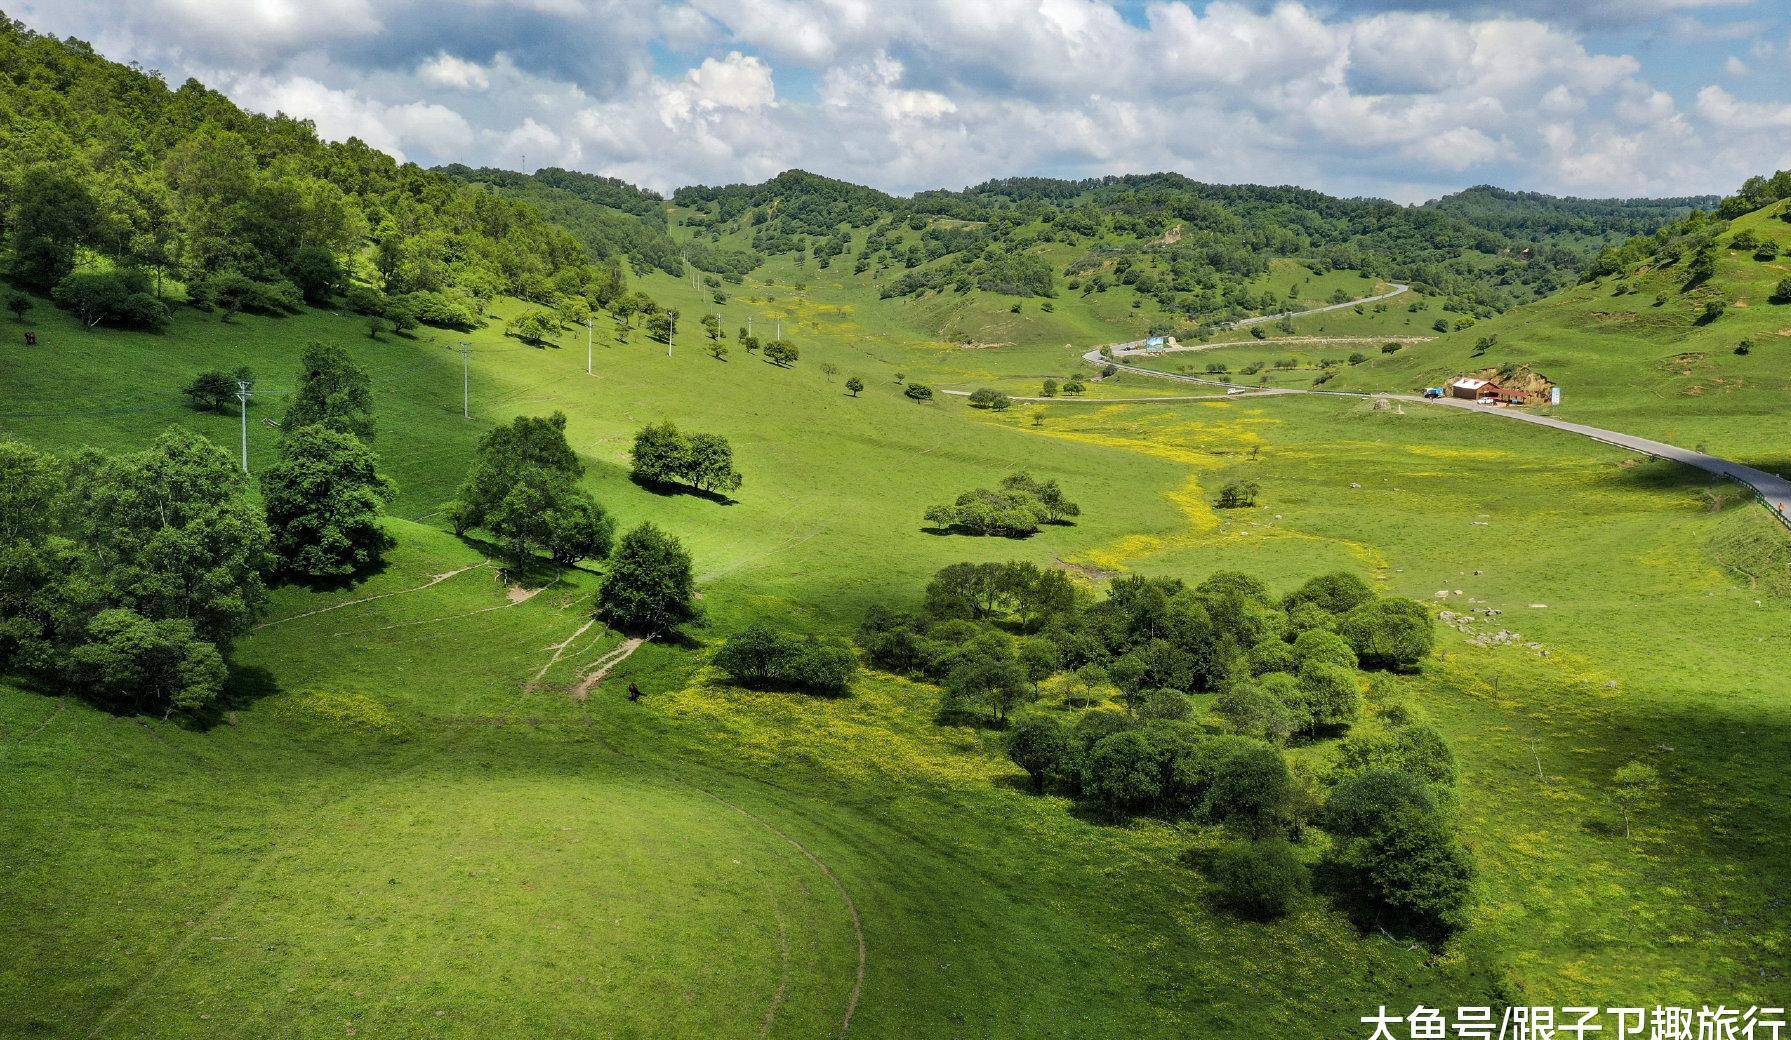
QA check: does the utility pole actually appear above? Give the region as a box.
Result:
[585,317,594,376]
[234,378,253,473]
[775,319,782,341]
[747,315,753,337]
[455,341,472,419]
[666,311,675,357]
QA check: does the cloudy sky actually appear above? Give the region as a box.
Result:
[16,0,1791,202]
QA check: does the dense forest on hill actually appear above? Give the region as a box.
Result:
[674,170,1714,325]
[0,16,622,334]
[433,164,690,277]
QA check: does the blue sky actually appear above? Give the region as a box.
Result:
[17,0,1791,202]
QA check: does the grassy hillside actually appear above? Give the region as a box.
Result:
[5,278,1791,1036]
[1323,198,1791,471]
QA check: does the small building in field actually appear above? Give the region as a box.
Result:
[1449,377,1495,401]
[1448,377,1527,405]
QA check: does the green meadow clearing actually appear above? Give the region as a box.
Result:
[5,269,1791,1039]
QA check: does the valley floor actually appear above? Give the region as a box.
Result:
[4,280,1791,1037]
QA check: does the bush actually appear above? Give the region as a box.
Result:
[289,245,344,303]
[1334,722,1457,787]
[714,622,859,695]
[1007,713,1078,790]
[904,383,934,401]
[191,271,301,315]
[1215,479,1260,508]
[1246,638,1297,676]
[67,608,226,716]
[1208,838,1308,920]
[1135,687,1193,721]
[182,370,241,413]
[1291,627,1357,670]
[1293,661,1361,729]
[968,387,1013,411]
[1337,597,1434,670]
[1317,769,1437,839]
[598,522,698,634]
[923,472,1078,537]
[1283,571,1375,615]
[1322,808,1473,940]
[1202,744,1294,835]
[399,290,482,330]
[1082,730,1166,815]
[629,422,743,496]
[51,270,169,329]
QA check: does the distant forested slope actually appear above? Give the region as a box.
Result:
[674,170,1713,327]
[0,16,627,327]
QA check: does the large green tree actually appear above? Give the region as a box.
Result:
[65,427,270,647]
[67,608,226,717]
[487,470,614,568]
[453,411,583,533]
[285,341,374,442]
[597,522,697,634]
[9,166,97,290]
[260,424,394,577]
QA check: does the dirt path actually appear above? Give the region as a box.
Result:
[334,585,540,636]
[569,637,645,701]
[253,562,489,630]
[1122,333,1436,357]
[526,619,597,692]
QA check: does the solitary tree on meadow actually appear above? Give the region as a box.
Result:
[846,376,864,397]
[598,522,698,634]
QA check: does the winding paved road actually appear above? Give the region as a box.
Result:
[1216,281,1411,331]
[1081,297,1791,530]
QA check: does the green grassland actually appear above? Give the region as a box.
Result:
[5,267,1791,1040]
[1324,201,1791,472]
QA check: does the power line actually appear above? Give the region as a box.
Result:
[234,378,253,473]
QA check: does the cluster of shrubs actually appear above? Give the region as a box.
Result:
[50,269,170,330]
[713,622,859,695]
[629,421,744,496]
[922,471,1080,537]
[967,387,1013,411]
[859,561,1467,938]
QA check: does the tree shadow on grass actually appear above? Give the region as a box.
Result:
[218,663,280,715]
[628,474,737,505]
[269,549,396,595]
[919,525,1038,539]
[1600,457,1729,495]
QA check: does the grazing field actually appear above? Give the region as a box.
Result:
[5,281,1791,1038]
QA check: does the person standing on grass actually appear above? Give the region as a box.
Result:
[627,681,643,702]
